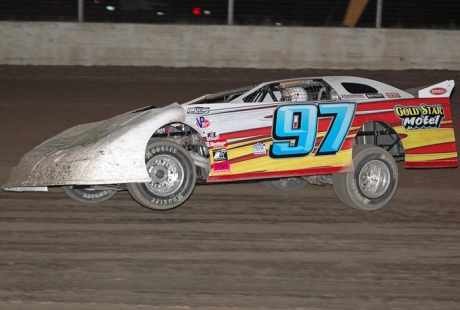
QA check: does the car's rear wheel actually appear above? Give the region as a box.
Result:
[260,178,308,191]
[61,186,117,204]
[127,140,196,211]
[332,144,398,211]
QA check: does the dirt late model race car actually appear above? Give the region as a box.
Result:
[2,76,458,211]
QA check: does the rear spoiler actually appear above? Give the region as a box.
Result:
[418,80,455,98]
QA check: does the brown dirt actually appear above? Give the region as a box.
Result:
[0,66,459,310]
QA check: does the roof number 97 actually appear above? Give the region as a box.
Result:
[269,103,355,158]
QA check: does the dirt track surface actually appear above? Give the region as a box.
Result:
[1,66,460,310]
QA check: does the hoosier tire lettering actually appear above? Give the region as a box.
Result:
[127,140,197,211]
[151,194,184,205]
[82,190,111,199]
[61,186,117,204]
[146,146,178,159]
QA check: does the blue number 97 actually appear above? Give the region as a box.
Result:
[269,103,355,158]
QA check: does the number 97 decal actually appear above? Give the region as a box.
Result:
[269,103,356,158]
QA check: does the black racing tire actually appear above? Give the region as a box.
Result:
[332,144,398,211]
[61,186,117,204]
[127,140,196,211]
[260,178,308,191]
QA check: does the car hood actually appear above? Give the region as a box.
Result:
[2,103,185,191]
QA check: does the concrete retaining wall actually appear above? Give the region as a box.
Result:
[1,22,459,70]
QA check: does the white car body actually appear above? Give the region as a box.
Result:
[2,76,456,212]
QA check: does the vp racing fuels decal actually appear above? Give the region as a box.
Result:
[269,103,356,158]
[196,116,210,128]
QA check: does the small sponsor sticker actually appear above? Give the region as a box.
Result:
[386,92,401,98]
[253,142,266,154]
[196,116,210,128]
[340,94,366,99]
[213,161,230,173]
[206,131,219,141]
[213,149,228,162]
[208,140,228,149]
[187,107,210,114]
[430,87,447,95]
[365,93,385,99]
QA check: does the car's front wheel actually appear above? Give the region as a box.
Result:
[332,144,398,211]
[127,140,196,211]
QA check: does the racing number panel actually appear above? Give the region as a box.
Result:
[270,102,356,158]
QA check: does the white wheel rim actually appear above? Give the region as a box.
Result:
[146,155,184,196]
[358,159,391,198]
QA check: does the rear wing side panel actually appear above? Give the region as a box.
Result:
[418,80,455,98]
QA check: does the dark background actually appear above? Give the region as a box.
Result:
[1,0,459,28]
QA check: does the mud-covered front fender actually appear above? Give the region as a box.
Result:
[2,103,185,191]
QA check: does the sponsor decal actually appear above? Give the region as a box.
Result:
[208,140,228,149]
[206,131,219,140]
[253,142,266,155]
[430,87,447,95]
[196,116,210,128]
[213,149,228,162]
[340,94,366,99]
[365,93,385,99]
[187,107,210,114]
[386,92,401,98]
[394,104,444,129]
[213,161,230,173]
